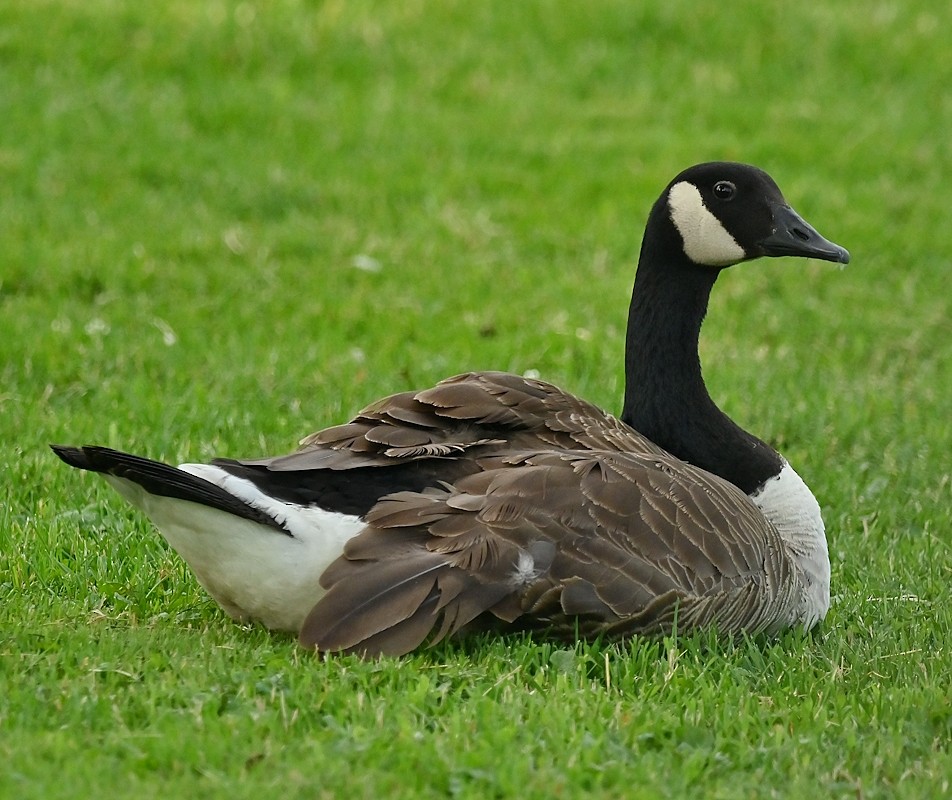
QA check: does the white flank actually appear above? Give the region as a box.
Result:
[749,460,831,627]
[667,181,746,266]
[103,464,365,632]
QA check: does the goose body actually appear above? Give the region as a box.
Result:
[53,162,849,657]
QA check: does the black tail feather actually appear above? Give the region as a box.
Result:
[50,445,287,532]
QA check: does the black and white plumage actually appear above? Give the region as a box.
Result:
[52,162,850,657]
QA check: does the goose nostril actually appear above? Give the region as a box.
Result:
[790,227,811,242]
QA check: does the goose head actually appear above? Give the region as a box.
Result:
[623,162,849,495]
[660,161,850,269]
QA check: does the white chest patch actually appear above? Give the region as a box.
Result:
[749,461,831,626]
[668,181,746,267]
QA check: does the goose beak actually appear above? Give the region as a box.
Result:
[758,204,850,264]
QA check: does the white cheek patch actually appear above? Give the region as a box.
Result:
[668,181,746,266]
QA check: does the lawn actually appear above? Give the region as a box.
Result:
[1,1,950,798]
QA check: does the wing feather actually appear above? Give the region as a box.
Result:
[256,372,666,474]
[302,448,796,656]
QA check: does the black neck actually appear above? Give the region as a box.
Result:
[620,207,782,495]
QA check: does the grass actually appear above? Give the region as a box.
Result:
[1,0,950,797]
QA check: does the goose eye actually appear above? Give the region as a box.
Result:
[713,181,736,201]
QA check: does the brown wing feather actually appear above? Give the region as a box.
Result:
[252,371,665,474]
[300,449,798,657]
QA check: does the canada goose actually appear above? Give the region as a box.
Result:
[53,162,849,657]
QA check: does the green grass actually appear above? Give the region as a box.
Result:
[2,1,950,797]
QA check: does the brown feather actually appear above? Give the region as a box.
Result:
[302,442,794,656]
[334,600,441,658]
[301,553,446,652]
[238,374,667,491]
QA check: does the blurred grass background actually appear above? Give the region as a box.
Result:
[1,1,949,798]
